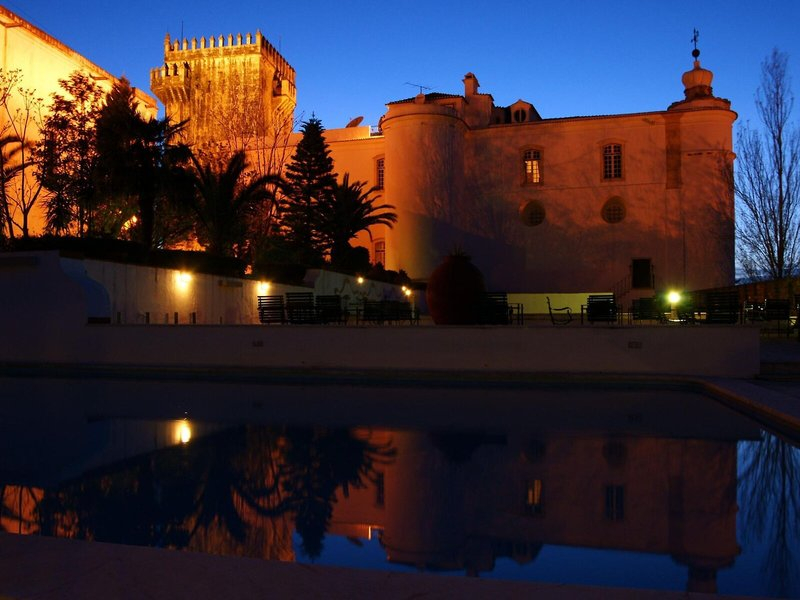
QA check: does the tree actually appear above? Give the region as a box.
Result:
[36,72,105,236]
[281,116,337,264]
[183,150,281,257]
[318,173,397,269]
[0,69,45,239]
[735,49,800,280]
[94,78,189,248]
[0,133,24,242]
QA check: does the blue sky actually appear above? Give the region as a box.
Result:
[7,1,800,133]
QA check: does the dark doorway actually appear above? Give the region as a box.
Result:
[631,258,653,289]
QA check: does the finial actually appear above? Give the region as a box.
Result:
[691,28,700,59]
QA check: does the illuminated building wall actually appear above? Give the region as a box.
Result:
[0,6,158,236]
[154,28,734,295]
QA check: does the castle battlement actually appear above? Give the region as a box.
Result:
[161,31,295,85]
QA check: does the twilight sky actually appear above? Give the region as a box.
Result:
[7,0,800,134]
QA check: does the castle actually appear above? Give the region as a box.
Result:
[151,28,736,298]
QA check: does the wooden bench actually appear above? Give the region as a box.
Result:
[763,298,791,336]
[285,292,318,324]
[585,294,618,324]
[631,297,664,323]
[257,295,286,324]
[703,291,740,324]
[315,294,347,324]
[478,292,515,325]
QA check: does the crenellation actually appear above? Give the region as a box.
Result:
[151,25,297,148]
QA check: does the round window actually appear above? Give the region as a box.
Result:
[601,197,626,224]
[519,200,546,226]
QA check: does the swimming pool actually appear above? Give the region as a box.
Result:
[0,376,797,597]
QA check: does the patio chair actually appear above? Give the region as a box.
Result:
[547,297,572,325]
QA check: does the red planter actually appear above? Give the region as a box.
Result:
[426,254,486,324]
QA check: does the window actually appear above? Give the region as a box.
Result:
[603,144,623,179]
[601,197,626,223]
[605,485,625,521]
[375,472,385,507]
[513,109,527,123]
[523,149,541,184]
[519,200,546,226]
[376,157,385,189]
[525,479,544,515]
[373,239,386,266]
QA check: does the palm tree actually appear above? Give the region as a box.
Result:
[185,150,281,257]
[319,173,397,268]
[0,133,24,240]
[94,78,190,248]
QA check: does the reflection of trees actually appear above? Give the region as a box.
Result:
[269,428,396,559]
[739,432,800,597]
[16,425,394,563]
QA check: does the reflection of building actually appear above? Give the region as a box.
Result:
[331,412,760,594]
[0,7,157,236]
[153,28,736,297]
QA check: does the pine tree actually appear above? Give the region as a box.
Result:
[281,116,337,264]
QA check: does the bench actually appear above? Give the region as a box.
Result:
[285,292,318,324]
[315,294,347,324]
[704,291,740,324]
[763,298,791,336]
[257,295,286,324]
[585,294,618,324]
[631,297,664,323]
[478,292,519,325]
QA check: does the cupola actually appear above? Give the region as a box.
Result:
[681,32,714,100]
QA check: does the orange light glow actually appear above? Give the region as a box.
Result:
[175,271,192,292]
[357,276,365,285]
[173,419,192,444]
[257,281,270,296]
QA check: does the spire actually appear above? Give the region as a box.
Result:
[681,29,714,100]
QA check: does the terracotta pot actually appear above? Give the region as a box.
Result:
[425,254,486,324]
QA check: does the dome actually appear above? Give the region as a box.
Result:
[682,53,714,100]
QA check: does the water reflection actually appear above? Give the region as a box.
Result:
[0,390,798,597]
[739,432,800,597]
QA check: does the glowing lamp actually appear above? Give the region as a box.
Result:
[257,281,270,296]
[173,419,192,444]
[667,291,681,305]
[357,276,365,285]
[175,271,192,291]
[404,288,412,297]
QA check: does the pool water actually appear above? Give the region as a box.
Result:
[0,377,797,597]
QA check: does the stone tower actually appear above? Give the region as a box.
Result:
[150,31,296,149]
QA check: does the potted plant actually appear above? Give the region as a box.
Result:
[425,248,486,324]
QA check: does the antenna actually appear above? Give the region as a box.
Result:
[405,82,432,95]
